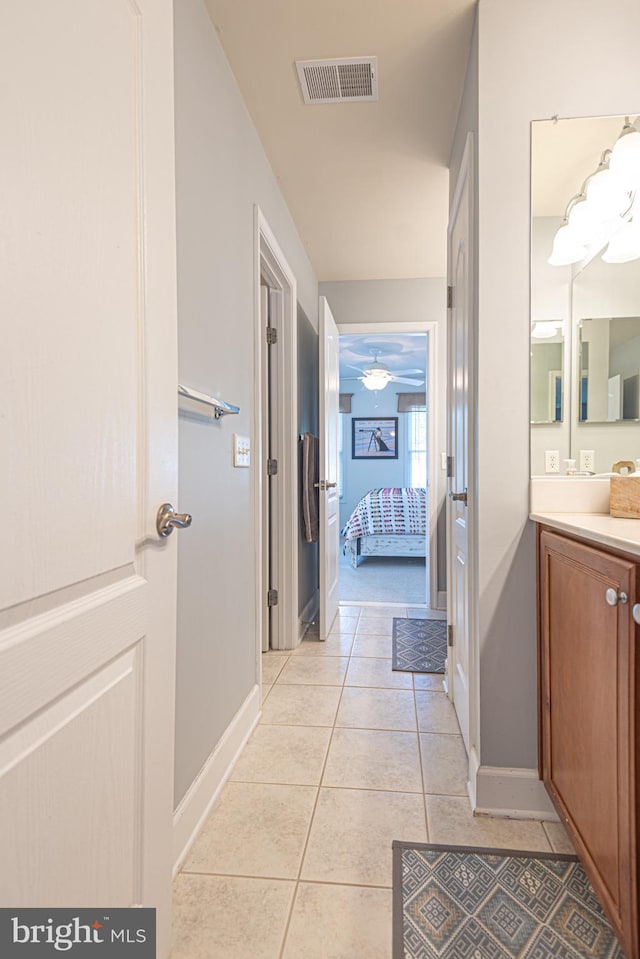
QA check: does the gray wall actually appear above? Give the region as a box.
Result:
[173,0,318,807]
[320,279,445,325]
[297,305,319,616]
[456,0,640,773]
[320,278,447,599]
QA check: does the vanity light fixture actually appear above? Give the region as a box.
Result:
[532,321,563,339]
[549,117,640,267]
[602,217,640,263]
[608,118,640,189]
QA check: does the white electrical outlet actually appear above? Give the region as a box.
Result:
[579,450,595,473]
[545,450,560,473]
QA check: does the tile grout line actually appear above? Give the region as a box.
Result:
[276,626,351,959]
[180,868,394,890]
[541,820,559,853]
[412,673,430,841]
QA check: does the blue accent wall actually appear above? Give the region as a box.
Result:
[340,383,424,530]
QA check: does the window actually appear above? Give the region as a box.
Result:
[406,410,427,487]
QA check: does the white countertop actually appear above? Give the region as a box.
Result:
[531,511,640,557]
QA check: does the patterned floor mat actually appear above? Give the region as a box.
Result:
[392,618,446,673]
[392,842,624,959]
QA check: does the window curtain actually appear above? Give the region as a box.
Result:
[339,393,353,414]
[397,392,426,413]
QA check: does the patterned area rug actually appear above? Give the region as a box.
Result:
[392,618,446,673]
[392,842,624,959]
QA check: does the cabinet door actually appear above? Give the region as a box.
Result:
[539,529,637,957]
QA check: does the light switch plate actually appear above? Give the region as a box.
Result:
[233,434,250,468]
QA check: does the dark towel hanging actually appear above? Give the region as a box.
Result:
[302,432,319,543]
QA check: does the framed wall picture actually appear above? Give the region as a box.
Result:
[352,417,398,459]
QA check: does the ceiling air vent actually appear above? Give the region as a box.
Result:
[295,57,378,105]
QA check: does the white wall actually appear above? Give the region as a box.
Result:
[471,0,640,773]
[320,278,447,594]
[173,0,318,807]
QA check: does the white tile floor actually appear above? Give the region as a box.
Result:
[171,604,571,959]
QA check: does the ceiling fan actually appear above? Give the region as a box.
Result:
[342,350,425,392]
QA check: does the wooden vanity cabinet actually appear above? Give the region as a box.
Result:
[538,526,639,959]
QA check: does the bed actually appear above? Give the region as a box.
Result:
[341,487,427,569]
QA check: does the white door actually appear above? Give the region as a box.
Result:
[447,136,474,752]
[0,3,178,956]
[319,297,340,638]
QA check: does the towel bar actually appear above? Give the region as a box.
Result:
[178,384,239,419]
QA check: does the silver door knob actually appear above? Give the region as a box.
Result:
[157,503,193,538]
[449,488,467,504]
[314,480,338,490]
[605,587,628,606]
[632,604,640,624]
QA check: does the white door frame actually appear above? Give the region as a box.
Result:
[446,132,480,798]
[253,208,299,654]
[338,321,443,609]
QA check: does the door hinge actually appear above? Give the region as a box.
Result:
[447,285,454,309]
[267,588,279,607]
[267,458,278,476]
[447,624,454,647]
[446,455,454,478]
[266,326,277,345]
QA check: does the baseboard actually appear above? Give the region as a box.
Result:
[466,744,480,809]
[473,764,559,821]
[299,588,319,640]
[172,684,261,875]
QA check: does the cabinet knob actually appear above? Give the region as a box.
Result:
[633,604,640,625]
[605,587,628,606]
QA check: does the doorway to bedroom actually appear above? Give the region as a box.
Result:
[338,331,430,607]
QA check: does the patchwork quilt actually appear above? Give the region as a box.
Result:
[342,487,426,542]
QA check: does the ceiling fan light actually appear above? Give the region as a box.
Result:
[361,371,390,391]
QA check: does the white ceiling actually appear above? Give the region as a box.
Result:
[204,0,476,281]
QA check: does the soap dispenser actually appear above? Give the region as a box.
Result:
[564,459,577,475]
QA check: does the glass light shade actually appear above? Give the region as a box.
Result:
[548,224,587,266]
[586,166,631,218]
[602,219,640,263]
[532,322,561,339]
[361,371,390,391]
[567,199,606,245]
[609,129,640,190]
